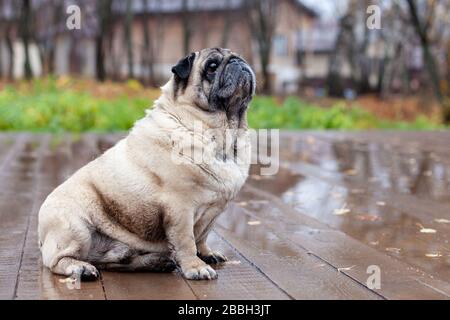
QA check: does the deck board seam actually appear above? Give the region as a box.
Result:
[299,249,386,300]
[416,278,450,299]
[99,272,108,300]
[212,230,295,300]
[182,277,201,300]
[13,134,47,300]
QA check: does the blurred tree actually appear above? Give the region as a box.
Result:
[20,0,32,79]
[245,0,277,94]
[35,0,63,75]
[96,0,113,81]
[125,0,134,78]
[141,0,154,85]
[327,0,379,96]
[181,0,192,55]
[326,13,353,97]
[0,0,17,79]
[221,0,232,48]
[407,0,450,122]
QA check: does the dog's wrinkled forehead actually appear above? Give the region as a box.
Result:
[197,47,232,63]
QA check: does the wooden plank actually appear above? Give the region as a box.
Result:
[236,186,450,299]
[33,135,105,300]
[0,134,16,165]
[215,206,381,300]
[0,134,40,300]
[101,272,197,300]
[259,146,450,281]
[14,134,51,300]
[310,131,450,159]
[258,133,450,280]
[277,152,450,223]
[185,232,291,300]
[247,162,450,260]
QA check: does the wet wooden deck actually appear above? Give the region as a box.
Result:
[1,131,450,300]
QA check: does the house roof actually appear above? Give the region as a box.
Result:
[113,0,317,17]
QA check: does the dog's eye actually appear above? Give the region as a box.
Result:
[207,62,218,74]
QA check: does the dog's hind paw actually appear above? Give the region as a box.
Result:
[67,263,100,282]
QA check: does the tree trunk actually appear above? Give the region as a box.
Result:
[182,0,192,55]
[125,0,134,79]
[96,0,113,82]
[5,25,14,80]
[21,0,33,80]
[246,0,276,94]
[221,0,232,48]
[141,0,154,86]
[407,0,448,121]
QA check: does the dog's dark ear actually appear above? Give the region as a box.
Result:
[171,53,196,80]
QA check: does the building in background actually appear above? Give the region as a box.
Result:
[0,0,441,97]
[0,0,317,94]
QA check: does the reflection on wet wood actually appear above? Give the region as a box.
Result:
[1,132,450,300]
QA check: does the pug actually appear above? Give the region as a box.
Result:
[38,48,256,281]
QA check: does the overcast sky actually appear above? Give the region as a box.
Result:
[301,0,348,19]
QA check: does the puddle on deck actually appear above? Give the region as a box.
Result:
[241,135,450,280]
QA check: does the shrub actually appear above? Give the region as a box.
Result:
[0,78,442,132]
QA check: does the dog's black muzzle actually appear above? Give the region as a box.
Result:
[210,56,255,118]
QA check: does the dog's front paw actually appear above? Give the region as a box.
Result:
[198,251,228,265]
[182,259,217,280]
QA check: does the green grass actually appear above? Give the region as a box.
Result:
[0,79,443,132]
[249,96,443,130]
[0,79,149,132]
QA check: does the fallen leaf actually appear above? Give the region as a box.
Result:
[386,247,401,254]
[369,241,379,246]
[376,201,386,206]
[420,228,437,234]
[354,214,380,222]
[417,223,437,234]
[425,253,442,258]
[337,265,356,273]
[237,201,248,206]
[247,220,261,226]
[344,169,358,176]
[351,188,365,194]
[315,263,326,268]
[434,218,450,224]
[334,203,350,215]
